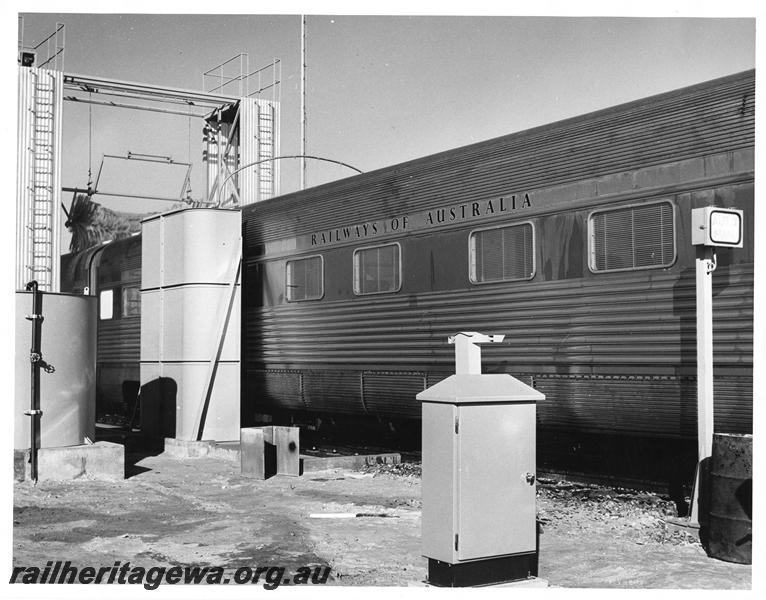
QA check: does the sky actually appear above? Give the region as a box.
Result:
[9,8,757,220]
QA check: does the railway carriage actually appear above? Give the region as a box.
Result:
[61,234,142,420]
[241,69,754,485]
[62,69,754,488]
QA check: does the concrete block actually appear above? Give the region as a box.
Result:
[21,442,125,481]
[209,441,240,461]
[274,426,300,476]
[240,426,299,478]
[241,427,269,479]
[163,437,216,458]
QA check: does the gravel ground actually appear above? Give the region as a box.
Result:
[12,453,752,589]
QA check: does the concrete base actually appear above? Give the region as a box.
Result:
[301,452,401,472]
[163,438,241,460]
[14,442,125,482]
[14,451,25,482]
[409,577,549,588]
[163,438,401,476]
[163,438,217,458]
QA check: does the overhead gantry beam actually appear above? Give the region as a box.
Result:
[63,72,238,109]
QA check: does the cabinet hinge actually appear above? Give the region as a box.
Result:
[455,533,459,551]
[454,417,459,434]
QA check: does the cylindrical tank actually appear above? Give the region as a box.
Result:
[15,291,97,449]
[708,433,752,564]
[140,208,241,442]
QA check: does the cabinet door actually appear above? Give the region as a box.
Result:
[456,403,536,561]
[421,401,458,562]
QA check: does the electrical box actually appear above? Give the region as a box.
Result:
[691,206,743,248]
[418,333,544,587]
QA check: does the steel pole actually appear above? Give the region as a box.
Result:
[25,281,44,483]
[690,246,715,523]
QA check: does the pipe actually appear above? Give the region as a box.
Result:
[216,154,362,207]
[24,280,44,483]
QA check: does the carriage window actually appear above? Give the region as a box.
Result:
[469,222,535,283]
[353,243,401,295]
[121,285,141,317]
[286,255,324,301]
[589,201,676,272]
[99,289,114,320]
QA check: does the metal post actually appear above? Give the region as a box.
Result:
[690,245,715,523]
[25,281,44,483]
[453,336,483,375]
[300,15,307,190]
[448,332,505,375]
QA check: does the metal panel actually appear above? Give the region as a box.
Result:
[245,369,304,411]
[711,377,753,434]
[16,68,33,291]
[141,218,162,290]
[17,67,63,291]
[139,289,161,362]
[52,68,63,291]
[160,286,241,362]
[98,236,142,284]
[421,401,457,563]
[153,209,241,287]
[16,68,63,292]
[159,362,240,441]
[243,263,751,433]
[14,292,96,449]
[302,371,364,414]
[240,98,280,204]
[362,371,425,418]
[245,264,752,370]
[97,317,140,362]
[457,403,536,560]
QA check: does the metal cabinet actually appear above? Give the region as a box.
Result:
[419,373,542,586]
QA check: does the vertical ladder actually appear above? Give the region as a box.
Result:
[257,103,275,201]
[27,70,56,290]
